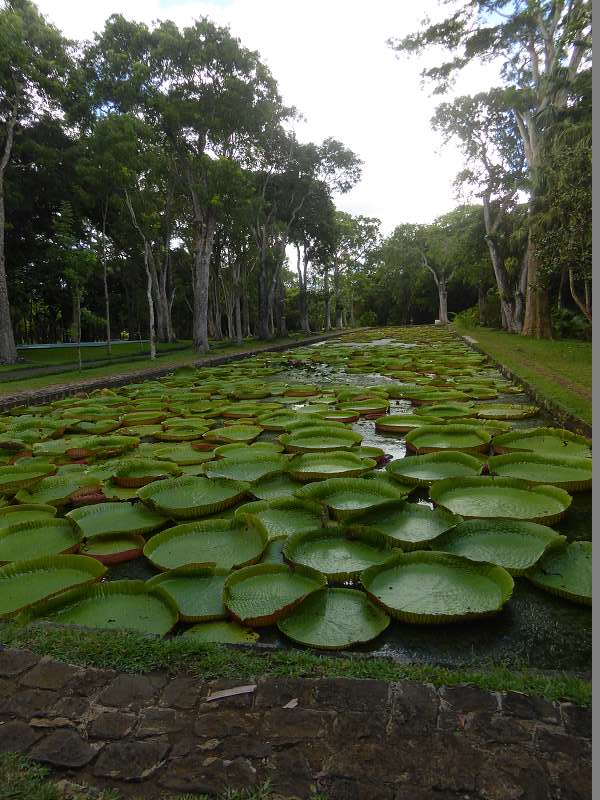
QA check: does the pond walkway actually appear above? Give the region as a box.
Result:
[0,648,591,799]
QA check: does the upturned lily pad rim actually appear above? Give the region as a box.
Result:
[14,476,103,507]
[375,414,444,433]
[476,404,540,420]
[283,526,395,581]
[0,554,107,618]
[491,427,592,456]
[277,587,391,650]
[405,424,491,455]
[347,499,462,549]
[222,562,326,626]
[16,579,179,634]
[295,476,411,520]
[487,453,592,491]
[435,518,567,576]
[146,565,230,621]
[385,451,483,486]
[430,476,572,525]
[0,518,82,564]
[66,501,168,538]
[143,518,268,572]
[361,550,514,624]
[279,425,362,453]
[234,497,328,539]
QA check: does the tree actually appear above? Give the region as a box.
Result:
[390,0,592,337]
[0,0,70,362]
[432,91,529,331]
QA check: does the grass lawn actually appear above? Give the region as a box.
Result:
[1,341,190,373]
[0,623,590,707]
[0,334,309,397]
[453,324,592,425]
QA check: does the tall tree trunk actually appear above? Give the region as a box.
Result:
[74,285,82,371]
[333,261,341,328]
[478,283,487,325]
[100,201,111,356]
[437,280,449,324]
[521,228,552,338]
[557,267,567,310]
[569,270,592,322]
[296,245,311,333]
[483,202,521,332]
[144,243,156,360]
[324,268,332,331]
[276,274,287,337]
[257,266,270,340]
[0,96,18,364]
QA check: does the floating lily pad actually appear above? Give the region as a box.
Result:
[405,424,491,455]
[235,498,327,541]
[385,452,483,486]
[213,442,284,458]
[203,425,262,443]
[477,404,539,420]
[15,475,102,507]
[279,425,362,454]
[349,500,461,549]
[283,528,394,581]
[151,444,215,465]
[223,563,326,626]
[137,476,248,519]
[430,477,571,525]
[295,477,411,520]
[361,551,513,623]
[287,451,376,481]
[492,428,592,458]
[414,403,476,418]
[202,454,289,483]
[80,534,145,565]
[183,620,259,643]
[0,554,106,617]
[251,472,305,500]
[0,504,57,530]
[278,588,390,650]
[375,414,444,434]
[18,580,178,635]
[113,459,181,488]
[146,566,229,621]
[0,463,55,495]
[487,454,592,492]
[435,519,566,575]
[527,541,592,605]
[67,502,167,538]
[144,519,267,571]
[0,519,82,564]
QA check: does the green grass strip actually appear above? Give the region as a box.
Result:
[0,623,590,707]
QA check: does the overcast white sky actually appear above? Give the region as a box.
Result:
[37,0,500,233]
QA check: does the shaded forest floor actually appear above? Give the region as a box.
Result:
[454,324,592,425]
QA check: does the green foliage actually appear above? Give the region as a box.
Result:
[358,310,377,327]
[551,309,591,342]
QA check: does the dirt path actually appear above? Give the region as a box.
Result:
[0,648,591,800]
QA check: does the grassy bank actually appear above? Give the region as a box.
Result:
[453,324,592,425]
[0,623,591,706]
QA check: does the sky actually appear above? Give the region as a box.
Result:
[37,0,500,234]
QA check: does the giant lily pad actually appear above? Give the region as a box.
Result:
[15,475,102,507]
[527,541,592,605]
[202,454,289,483]
[251,472,305,500]
[203,425,262,444]
[349,500,461,549]
[223,563,326,626]
[386,452,483,486]
[151,444,215,465]
[0,519,82,564]
[287,450,376,481]
[67,502,167,538]
[279,425,362,454]
[235,498,327,541]
[435,519,566,575]
[430,477,571,525]
[0,554,106,617]
[487,454,592,492]
[375,414,444,434]
[414,403,476,419]
[144,518,267,571]
[80,534,145,565]
[476,404,539,420]
[278,588,390,650]
[492,428,592,458]
[146,566,229,621]
[113,459,181,488]
[213,442,284,458]
[0,462,55,495]
[18,580,178,635]
[405,424,491,455]
[283,528,394,581]
[137,476,248,519]
[0,504,57,531]
[183,620,259,643]
[295,477,411,520]
[361,551,513,623]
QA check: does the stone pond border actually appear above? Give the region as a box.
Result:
[0,647,591,799]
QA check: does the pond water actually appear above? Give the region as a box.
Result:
[105,350,591,672]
